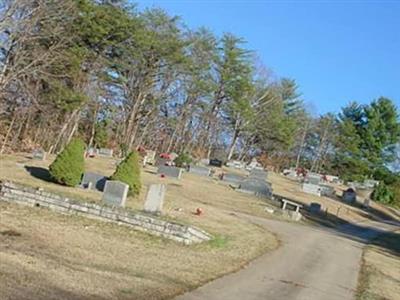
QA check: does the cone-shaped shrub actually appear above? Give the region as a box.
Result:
[49,138,85,186]
[111,151,141,196]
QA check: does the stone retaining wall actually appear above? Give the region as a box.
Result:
[0,181,212,245]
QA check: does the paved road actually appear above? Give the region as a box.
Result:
[175,215,399,300]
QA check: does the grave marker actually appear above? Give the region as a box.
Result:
[188,165,211,177]
[302,183,322,196]
[144,184,166,214]
[32,149,46,160]
[238,178,273,198]
[221,173,246,186]
[157,165,183,179]
[209,159,223,167]
[102,180,129,207]
[81,172,107,191]
[249,169,268,180]
[97,148,113,157]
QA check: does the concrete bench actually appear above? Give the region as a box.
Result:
[281,199,303,213]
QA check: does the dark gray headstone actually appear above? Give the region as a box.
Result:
[238,178,273,198]
[189,165,211,177]
[222,173,246,186]
[342,189,357,203]
[309,202,322,214]
[81,172,107,191]
[97,148,113,157]
[209,159,223,167]
[157,165,183,179]
[32,149,46,160]
[102,180,129,207]
[144,184,166,214]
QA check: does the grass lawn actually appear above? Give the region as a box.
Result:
[0,153,278,300]
[357,231,400,300]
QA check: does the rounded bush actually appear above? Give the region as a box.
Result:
[49,138,85,186]
[111,151,141,196]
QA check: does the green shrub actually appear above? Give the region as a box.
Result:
[49,138,85,186]
[111,151,141,196]
[174,153,192,168]
[371,183,394,204]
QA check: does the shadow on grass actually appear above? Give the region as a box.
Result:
[301,205,400,256]
[24,166,54,183]
[270,193,400,256]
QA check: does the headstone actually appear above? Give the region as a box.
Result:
[169,152,179,161]
[209,159,223,167]
[157,165,183,179]
[221,173,246,186]
[309,202,322,214]
[32,149,46,160]
[102,180,129,207]
[97,148,113,157]
[302,183,322,196]
[320,184,335,197]
[238,178,273,198]
[364,179,379,189]
[199,158,210,166]
[342,188,357,203]
[156,157,171,167]
[306,174,321,185]
[189,165,211,177]
[144,184,166,214]
[86,147,96,157]
[144,150,156,165]
[81,172,107,191]
[249,169,268,180]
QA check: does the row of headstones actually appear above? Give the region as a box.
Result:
[302,181,357,204]
[31,147,114,160]
[156,163,273,199]
[80,172,165,214]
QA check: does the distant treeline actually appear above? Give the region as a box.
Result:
[1,1,399,199]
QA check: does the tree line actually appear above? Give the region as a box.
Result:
[1,0,399,202]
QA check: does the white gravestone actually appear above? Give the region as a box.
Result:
[302,183,322,196]
[144,184,166,214]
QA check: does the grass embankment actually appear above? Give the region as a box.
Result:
[357,231,400,300]
[0,153,278,300]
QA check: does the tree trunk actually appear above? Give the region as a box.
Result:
[0,112,16,154]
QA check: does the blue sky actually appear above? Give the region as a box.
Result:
[135,0,400,116]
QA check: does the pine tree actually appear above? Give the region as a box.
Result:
[49,138,85,186]
[111,151,141,196]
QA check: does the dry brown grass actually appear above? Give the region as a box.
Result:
[0,153,278,300]
[357,231,400,300]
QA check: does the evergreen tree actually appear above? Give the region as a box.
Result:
[49,138,85,186]
[111,151,141,196]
